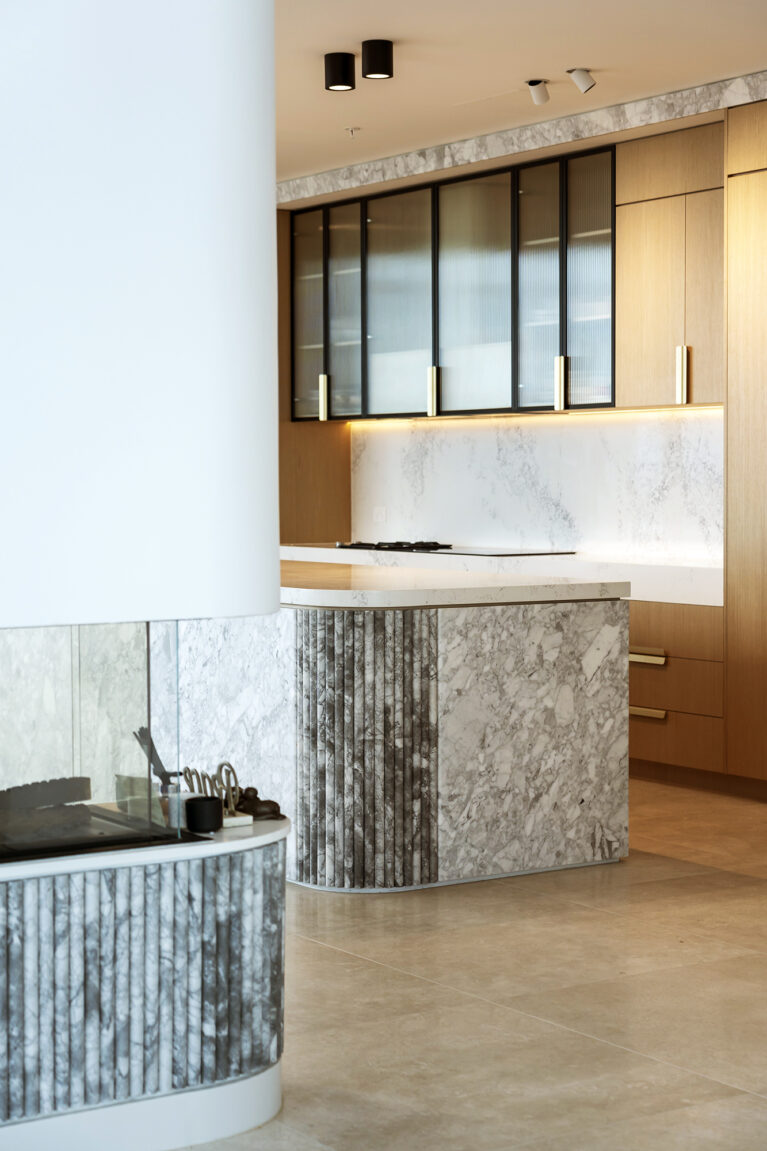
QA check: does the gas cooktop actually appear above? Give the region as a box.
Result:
[335,542,576,557]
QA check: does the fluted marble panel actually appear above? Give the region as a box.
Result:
[437,600,628,881]
[352,409,723,564]
[278,70,767,203]
[296,608,438,888]
[0,840,285,1126]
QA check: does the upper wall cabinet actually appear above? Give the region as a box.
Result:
[615,126,724,407]
[616,124,723,203]
[291,147,614,420]
[726,100,767,175]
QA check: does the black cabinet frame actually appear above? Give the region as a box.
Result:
[291,145,615,421]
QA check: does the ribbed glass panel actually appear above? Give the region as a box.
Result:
[438,173,512,412]
[518,163,560,408]
[292,210,324,419]
[328,203,362,416]
[366,189,431,415]
[567,151,613,405]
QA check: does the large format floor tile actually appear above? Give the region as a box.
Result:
[194,779,767,1150]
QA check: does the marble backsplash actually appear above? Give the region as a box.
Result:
[351,408,723,564]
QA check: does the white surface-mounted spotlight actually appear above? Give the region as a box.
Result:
[526,79,549,105]
[567,68,596,93]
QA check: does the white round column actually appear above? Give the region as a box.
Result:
[0,0,279,627]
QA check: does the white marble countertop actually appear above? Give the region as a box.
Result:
[281,546,722,607]
[0,817,291,882]
[279,560,629,610]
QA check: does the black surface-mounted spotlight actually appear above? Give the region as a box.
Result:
[362,40,394,79]
[325,52,355,91]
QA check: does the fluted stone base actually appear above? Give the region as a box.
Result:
[0,839,285,1126]
[296,609,438,889]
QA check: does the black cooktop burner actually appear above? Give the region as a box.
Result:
[336,541,450,552]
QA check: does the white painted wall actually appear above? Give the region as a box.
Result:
[352,408,724,564]
[0,0,279,627]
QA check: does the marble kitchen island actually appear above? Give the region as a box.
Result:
[269,562,630,890]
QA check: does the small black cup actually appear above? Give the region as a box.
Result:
[185,796,223,834]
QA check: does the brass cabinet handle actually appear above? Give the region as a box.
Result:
[554,356,566,411]
[629,651,667,666]
[675,345,689,405]
[427,366,438,417]
[629,705,667,720]
[318,373,329,422]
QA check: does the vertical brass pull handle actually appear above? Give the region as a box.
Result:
[554,356,566,411]
[675,345,688,405]
[318,373,329,421]
[427,366,438,417]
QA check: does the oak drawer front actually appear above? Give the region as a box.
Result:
[629,601,723,662]
[629,657,723,717]
[629,710,724,773]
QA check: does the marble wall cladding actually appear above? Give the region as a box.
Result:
[78,623,150,803]
[173,613,297,868]
[278,69,767,203]
[352,409,723,563]
[0,840,285,1125]
[437,599,629,881]
[0,626,74,790]
[296,608,439,888]
[148,620,180,776]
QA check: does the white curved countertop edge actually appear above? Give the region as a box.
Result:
[0,818,291,882]
[280,581,630,609]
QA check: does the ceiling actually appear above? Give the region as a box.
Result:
[275,0,767,181]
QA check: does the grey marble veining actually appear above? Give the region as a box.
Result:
[0,625,74,791]
[352,409,723,565]
[296,608,439,888]
[278,69,767,203]
[437,600,628,881]
[168,614,297,872]
[0,839,285,1128]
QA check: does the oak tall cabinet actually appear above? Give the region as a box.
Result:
[726,101,767,780]
[615,124,724,407]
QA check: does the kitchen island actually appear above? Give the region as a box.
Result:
[267,562,630,890]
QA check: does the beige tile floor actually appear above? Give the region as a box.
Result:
[193,779,767,1150]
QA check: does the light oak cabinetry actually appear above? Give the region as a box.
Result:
[616,124,723,203]
[726,100,767,175]
[615,125,724,407]
[725,100,767,780]
[629,602,724,775]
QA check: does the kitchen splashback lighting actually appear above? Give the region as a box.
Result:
[325,52,355,91]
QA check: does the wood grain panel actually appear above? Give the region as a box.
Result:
[685,189,725,404]
[630,601,724,662]
[615,197,685,407]
[616,123,723,204]
[726,169,767,779]
[629,656,723,717]
[629,711,724,773]
[277,211,351,544]
[631,760,767,800]
[726,100,767,175]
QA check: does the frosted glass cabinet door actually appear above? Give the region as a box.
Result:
[518,163,560,409]
[328,202,362,417]
[366,189,432,415]
[439,173,512,412]
[567,151,613,406]
[292,209,324,419]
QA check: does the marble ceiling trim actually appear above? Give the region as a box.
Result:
[277,69,767,204]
